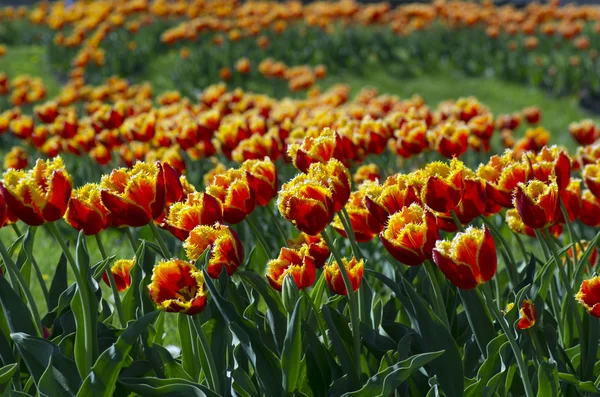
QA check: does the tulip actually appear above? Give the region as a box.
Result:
[529,146,571,191]
[331,190,382,242]
[477,151,530,208]
[240,158,278,206]
[324,256,364,296]
[3,146,28,170]
[581,190,600,227]
[288,127,345,173]
[288,232,329,269]
[64,183,113,235]
[380,203,438,266]
[559,179,581,222]
[517,300,536,330]
[426,120,470,158]
[364,175,420,225]
[148,259,207,315]
[513,178,559,229]
[0,157,72,226]
[583,162,600,200]
[432,226,497,290]
[100,161,165,228]
[278,173,334,236]
[576,276,600,317]
[184,223,244,279]
[102,258,135,291]
[165,192,224,241]
[205,168,257,224]
[392,119,428,157]
[232,134,280,163]
[266,246,316,291]
[569,119,598,146]
[353,164,380,185]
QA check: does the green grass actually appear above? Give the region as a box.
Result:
[1,44,599,333]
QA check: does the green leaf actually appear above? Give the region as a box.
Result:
[321,306,356,386]
[11,332,80,395]
[537,361,558,397]
[282,297,303,393]
[342,351,445,397]
[48,251,68,311]
[203,269,283,397]
[178,315,198,381]
[76,311,160,397]
[464,335,508,397]
[0,363,17,391]
[121,241,155,321]
[233,368,259,397]
[368,271,464,397]
[118,377,221,397]
[0,273,37,336]
[458,289,495,357]
[558,372,599,393]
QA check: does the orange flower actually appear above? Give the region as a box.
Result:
[468,113,494,140]
[528,146,571,191]
[353,164,380,185]
[232,133,280,163]
[576,276,600,317]
[165,192,224,241]
[102,258,135,291]
[266,246,316,291]
[148,259,207,315]
[506,209,562,238]
[0,190,17,229]
[426,120,470,158]
[581,190,600,227]
[392,119,428,157]
[0,157,72,226]
[522,106,541,125]
[240,159,278,206]
[432,226,497,290]
[583,162,600,200]
[278,173,334,236]
[184,223,244,278]
[331,189,382,242]
[513,127,550,157]
[324,256,364,296]
[364,175,420,225]
[235,57,251,74]
[100,161,166,227]
[380,203,438,267]
[65,183,113,235]
[288,232,329,269]
[477,151,530,208]
[568,240,598,272]
[3,146,28,170]
[287,127,345,173]
[205,168,256,224]
[513,179,559,229]
[354,117,392,155]
[517,300,536,330]
[307,159,350,213]
[569,120,598,146]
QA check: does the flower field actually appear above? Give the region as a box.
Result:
[3,1,600,396]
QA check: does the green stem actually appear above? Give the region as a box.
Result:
[480,216,518,287]
[514,232,530,263]
[192,315,221,394]
[46,222,94,377]
[340,208,361,259]
[537,228,583,348]
[11,224,50,307]
[148,222,172,259]
[246,216,272,260]
[449,210,465,232]
[528,328,545,365]
[480,285,535,397]
[0,238,42,337]
[320,229,361,386]
[424,260,449,327]
[560,201,579,281]
[95,234,126,328]
[125,227,139,253]
[266,204,288,248]
[302,289,329,349]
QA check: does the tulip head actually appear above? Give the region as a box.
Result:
[206,168,257,224]
[165,192,224,241]
[517,300,537,330]
[65,183,113,235]
[576,276,600,318]
[432,226,497,290]
[0,157,72,226]
[324,256,364,296]
[102,258,135,291]
[266,246,316,291]
[148,259,207,315]
[513,178,559,229]
[240,158,278,206]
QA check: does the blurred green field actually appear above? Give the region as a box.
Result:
[1,44,599,325]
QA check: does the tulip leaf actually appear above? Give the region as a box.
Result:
[232,367,259,397]
[77,310,160,397]
[203,269,284,397]
[464,335,508,397]
[178,315,199,381]
[48,251,68,311]
[282,297,303,393]
[321,306,357,386]
[118,377,221,397]
[0,272,37,336]
[11,332,80,395]
[537,361,559,397]
[122,241,155,321]
[557,372,600,393]
[458,289,495,358]
[238,271,287,349]
[342,350,444,397]
[0,363,17,391]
